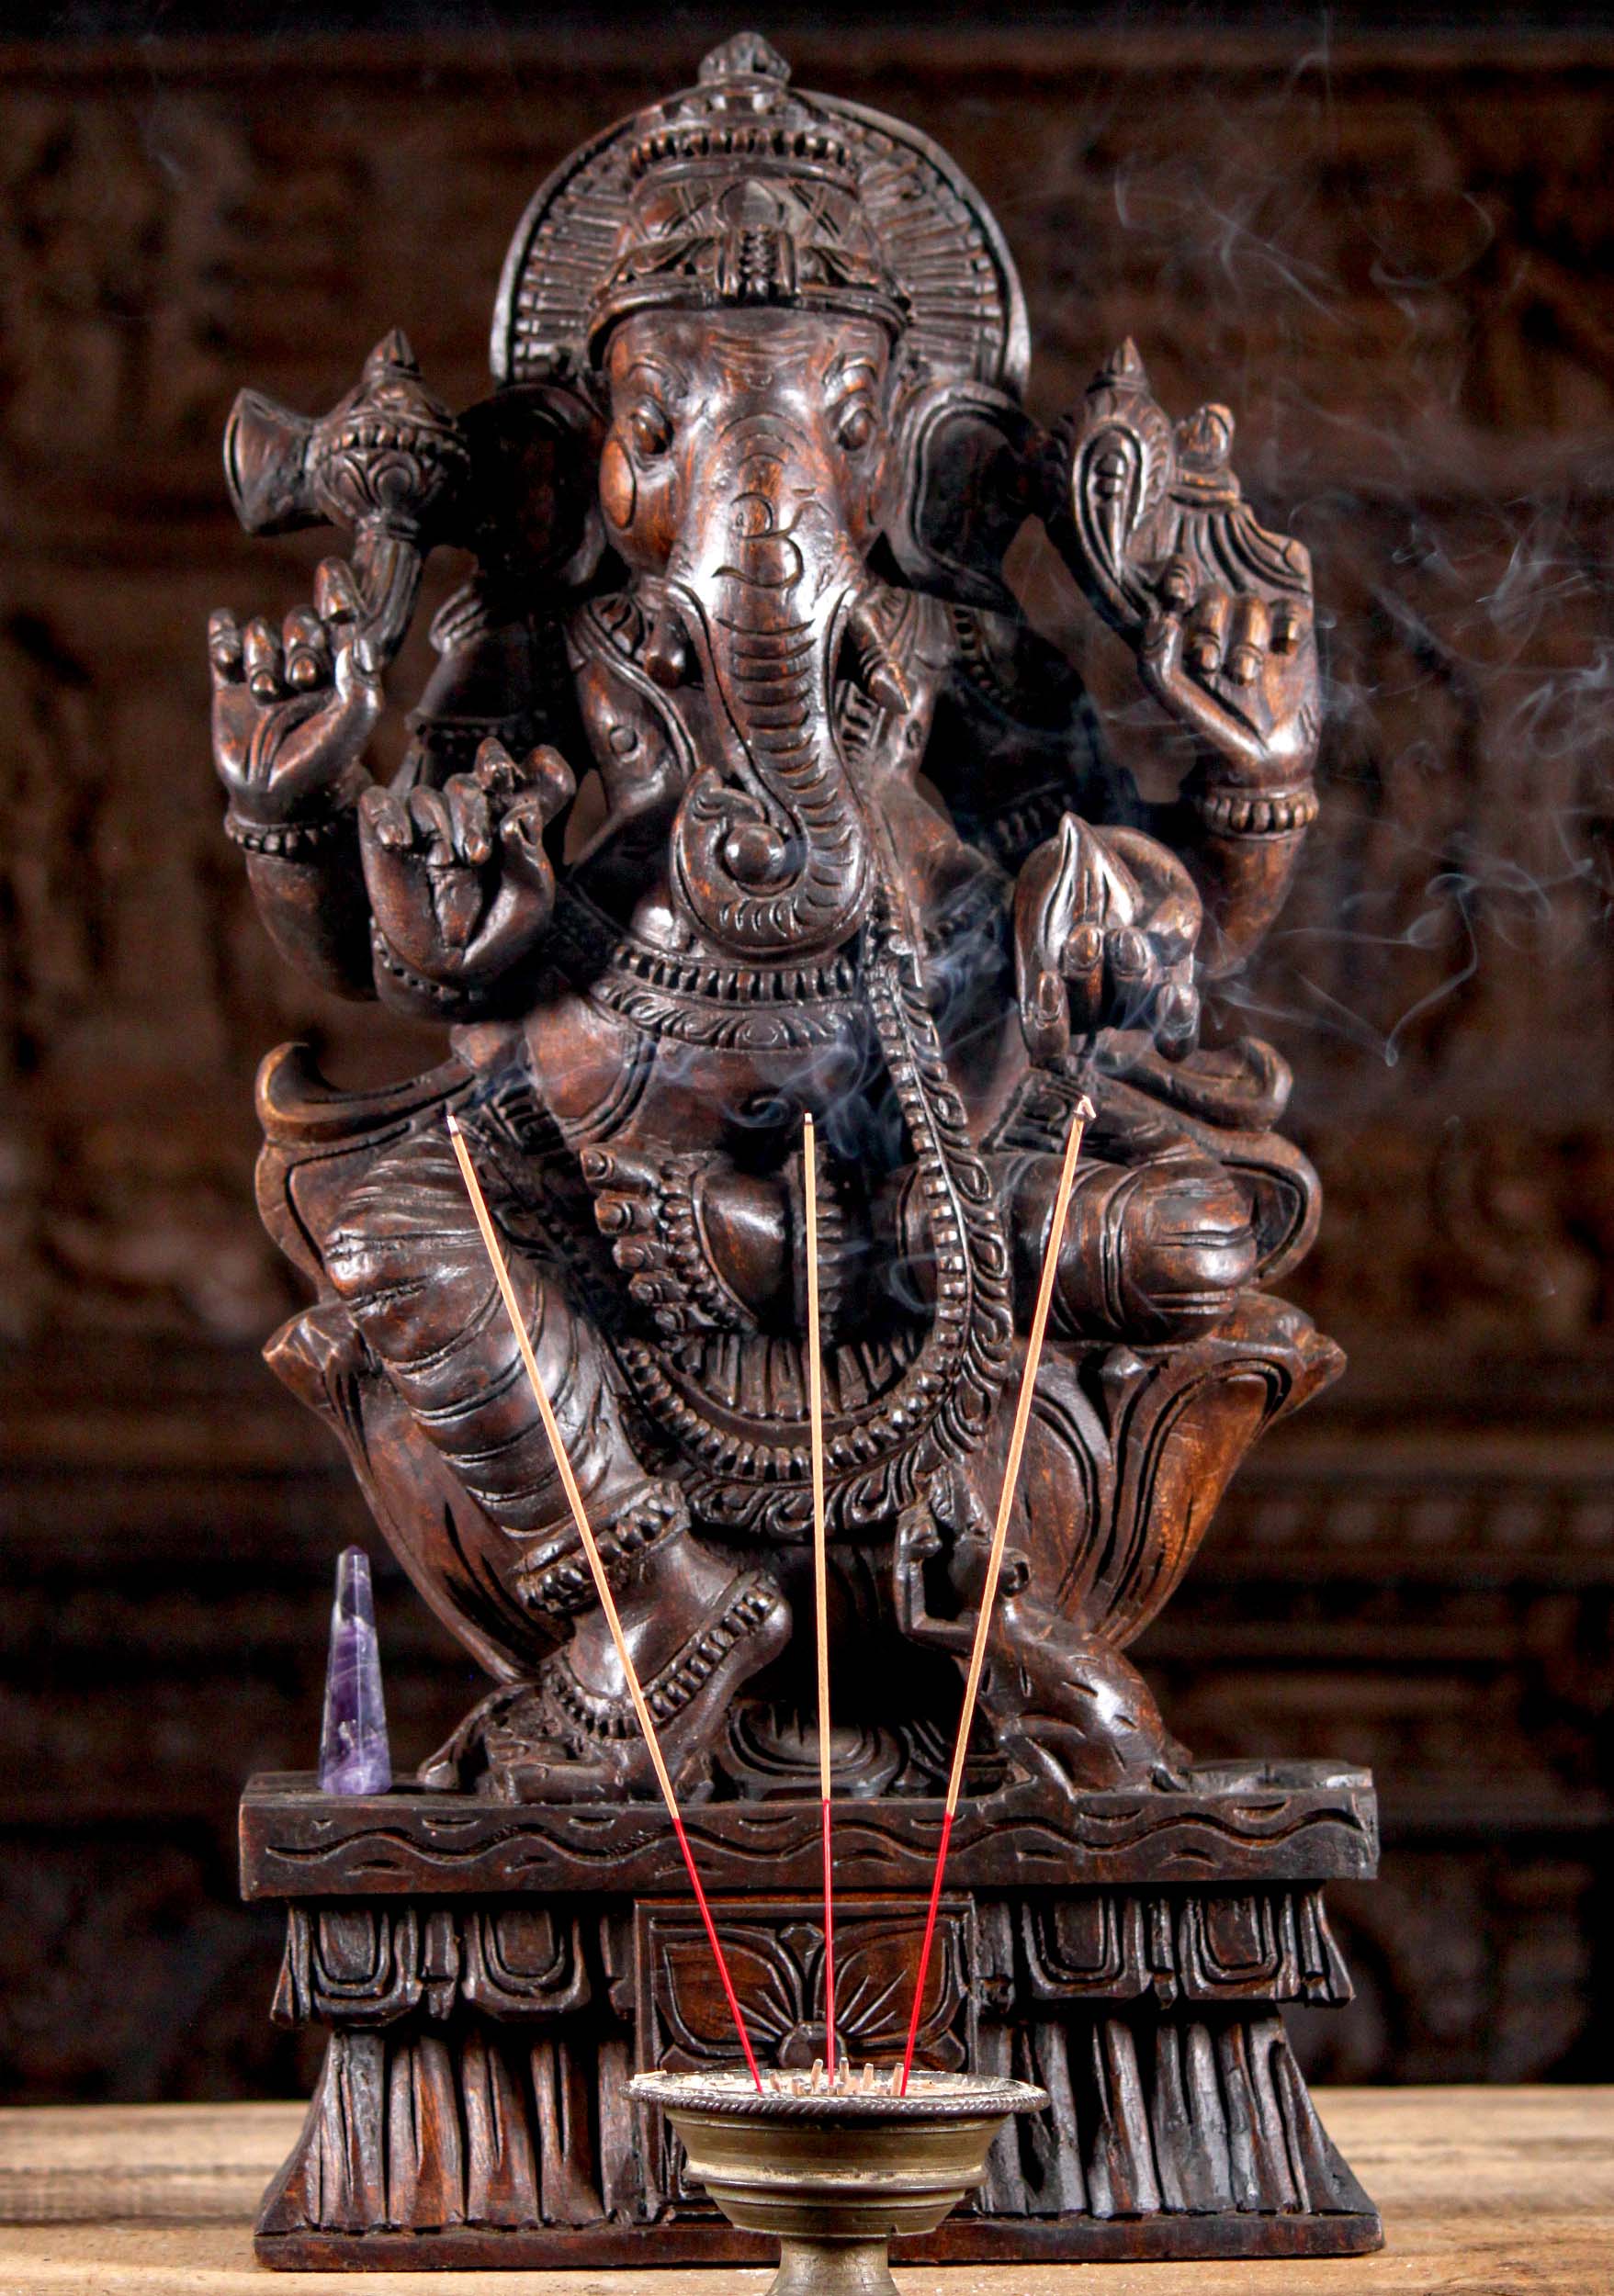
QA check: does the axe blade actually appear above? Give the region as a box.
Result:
[224,388,318,537]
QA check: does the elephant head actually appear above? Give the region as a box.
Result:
[594,301,920,959]
[459,34,1044,960]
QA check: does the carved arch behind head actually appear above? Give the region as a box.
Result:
[489,58,1030,400]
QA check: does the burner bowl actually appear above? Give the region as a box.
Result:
[632,2065,1049,2296]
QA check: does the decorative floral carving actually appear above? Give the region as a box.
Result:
[638,1896,973,2075]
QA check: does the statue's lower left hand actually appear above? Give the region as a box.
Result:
[895,1501,942,1567]
[208,558,382,829]
[1012,816,1202,1064]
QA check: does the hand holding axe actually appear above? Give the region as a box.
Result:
[223,329,470,672]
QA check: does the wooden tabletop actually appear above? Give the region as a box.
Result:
[0,2087,1609,2293]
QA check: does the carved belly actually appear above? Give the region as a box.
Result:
[547,892,877,1146]
[533,885,1014,1547]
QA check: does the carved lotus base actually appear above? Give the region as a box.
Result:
[243,1763,1382,2268]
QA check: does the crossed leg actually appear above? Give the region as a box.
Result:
[322,1120,787,1795]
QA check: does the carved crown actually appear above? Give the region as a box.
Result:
[590,39,906,354]
[627,32,852,186]
[491,35,1030,397]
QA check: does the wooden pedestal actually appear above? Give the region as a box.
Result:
[239,1761,1382,2268]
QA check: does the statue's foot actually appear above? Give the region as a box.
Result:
[417,1683,566,1794]
[421,1476,791,1798]
[531,1566,791,1799]
[426,1564,791,1801]
[419,1677,672,1803]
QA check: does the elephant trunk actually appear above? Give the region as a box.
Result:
[665,417,876,958]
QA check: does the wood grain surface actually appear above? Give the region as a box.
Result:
[0,2087,1609,2291]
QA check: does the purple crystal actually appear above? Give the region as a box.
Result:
[318,1547,392,1795]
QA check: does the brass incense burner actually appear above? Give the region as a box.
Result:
[632,2065,1048,2296]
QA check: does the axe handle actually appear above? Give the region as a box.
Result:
[351,527,424,674]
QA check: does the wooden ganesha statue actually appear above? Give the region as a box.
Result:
[212,33,1337,1814]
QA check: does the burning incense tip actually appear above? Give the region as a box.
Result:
[769,2060,898,2098]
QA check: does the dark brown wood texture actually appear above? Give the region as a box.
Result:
[237,1763,1380,1898]
[234,1773,1379,2264]
[3,22,1612,2101]
[212,24,1336,1817]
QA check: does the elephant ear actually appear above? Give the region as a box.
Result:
[457,378,606,595]
[884,377,1039,611]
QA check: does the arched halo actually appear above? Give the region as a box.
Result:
[491,35,1030,399]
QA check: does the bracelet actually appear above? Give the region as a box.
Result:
[224,807,355,858]
[368,920,491,1010]
[517,1481,689,1619]
[581,1151,756,1335]
[1191,782,1318,837]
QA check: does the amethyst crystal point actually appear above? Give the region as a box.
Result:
[318,1547,392,1795]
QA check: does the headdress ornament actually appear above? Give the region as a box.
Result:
[492,34,1029,394]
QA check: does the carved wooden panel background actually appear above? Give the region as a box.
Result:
[2,21,1611,2099]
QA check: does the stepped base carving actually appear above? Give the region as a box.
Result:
[243,1765,1382,2268]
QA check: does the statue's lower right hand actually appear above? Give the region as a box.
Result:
[208,558,382,828]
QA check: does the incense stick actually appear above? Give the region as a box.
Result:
[897,1094,1094,2094]
[802,1115,836,2078]
[446,1112,762,2090]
